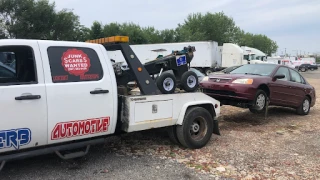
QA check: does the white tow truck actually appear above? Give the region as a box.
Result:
[0,36,221,171]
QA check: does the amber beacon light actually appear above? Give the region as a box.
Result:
[86,36,129,44]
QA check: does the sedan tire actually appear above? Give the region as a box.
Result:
[249,90,267,114]
[296,96,311,115]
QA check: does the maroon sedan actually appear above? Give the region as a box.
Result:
[200,64,316,115]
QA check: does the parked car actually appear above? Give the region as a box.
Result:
[190,67,206,82]
[295,63,318,72]
[200,64,316,115]
[213,65,242,74]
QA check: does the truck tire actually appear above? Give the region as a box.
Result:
[156,71,177,94]
[300,67,306,72]
[176,107,213,149]
[166,126,181,145]
[181,71,199,92]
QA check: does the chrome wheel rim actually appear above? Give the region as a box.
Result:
[163,78,174,91]
[303,99,310,113]
[187,75,197,88]
[256,94,266,110]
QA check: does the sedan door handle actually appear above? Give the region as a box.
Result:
[90,89,109,94]
[15,95,41,100]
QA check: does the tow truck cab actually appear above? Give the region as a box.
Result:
[0,37,220,171]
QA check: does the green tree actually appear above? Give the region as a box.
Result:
[177,12,239,45]
[119,22,148,44]
[0,0,82,40]
[90,21,104,39]
[51,9,82,40]
[74,25,91,42]
[142,26,163,44]
[160,29,177,43]
[251,34,278,56]
[103,22,121,37]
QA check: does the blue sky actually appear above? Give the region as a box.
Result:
[51,0,320,55]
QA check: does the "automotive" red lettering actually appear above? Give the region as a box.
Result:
[51,117,110,140]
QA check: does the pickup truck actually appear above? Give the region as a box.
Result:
[0,36,221,171]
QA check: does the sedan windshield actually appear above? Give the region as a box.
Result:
[190,68,205,77]
[229,64,277,76]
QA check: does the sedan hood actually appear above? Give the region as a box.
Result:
[203,74,270,84]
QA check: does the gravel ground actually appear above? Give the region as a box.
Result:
[1,71,319,180]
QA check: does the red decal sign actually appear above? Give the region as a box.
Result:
[51,117,110,140]
[61,49,91,76]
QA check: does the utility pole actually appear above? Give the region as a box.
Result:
[285,48,286,57]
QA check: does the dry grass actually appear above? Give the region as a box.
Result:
[105,75,320,180]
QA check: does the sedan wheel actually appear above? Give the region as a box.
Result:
[249,90,267,114]
[256,94,266,110]
[297,97,311,115]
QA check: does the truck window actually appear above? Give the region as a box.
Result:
[0,46,37,85]
[47,47,103,83]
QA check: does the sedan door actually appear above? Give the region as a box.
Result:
[287,69,307,107]
[269,66,292,105]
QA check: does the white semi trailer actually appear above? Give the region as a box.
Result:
[107,41,268,75]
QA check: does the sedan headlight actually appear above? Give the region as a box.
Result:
[232,79,253,84]
[201,76,209,82]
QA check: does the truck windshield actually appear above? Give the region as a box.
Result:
[230,64,277,76]
[244,54,256,61]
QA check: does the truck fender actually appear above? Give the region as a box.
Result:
[176,101,218,125]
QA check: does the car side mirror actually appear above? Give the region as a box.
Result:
[273,74,285,80]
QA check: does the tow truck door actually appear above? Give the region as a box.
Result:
[0,41,48,153]
[38,42,116,144]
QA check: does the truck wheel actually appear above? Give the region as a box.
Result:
[156,72,177,94]
[176,107,213,149]
[296,96,311,115]
[249,90,267,114]
[310,68,314,71]
[300,67,306,72]
[166,126,181,145]
[181,71,199,92]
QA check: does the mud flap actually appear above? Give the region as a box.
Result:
[0,161,5,171]
[212,119,221,135]
[264,97,270,120]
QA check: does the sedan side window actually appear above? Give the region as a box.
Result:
[289,69,302,83]
[274,67,290,81]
